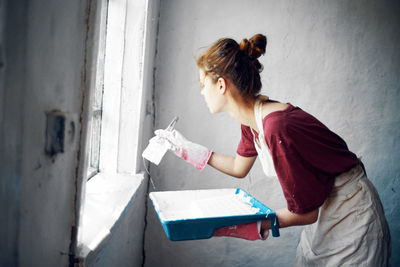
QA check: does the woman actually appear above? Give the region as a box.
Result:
[156,34,391,266]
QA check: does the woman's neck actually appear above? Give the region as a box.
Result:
[225,95,259,132]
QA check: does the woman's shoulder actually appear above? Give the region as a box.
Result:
[261,101,290,119]
[260,101,298,136]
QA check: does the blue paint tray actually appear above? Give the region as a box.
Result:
[149,188,280,241]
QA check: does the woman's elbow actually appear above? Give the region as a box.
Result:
[235,168,252,178]
[232,172,247,179]
[306,208,319,224]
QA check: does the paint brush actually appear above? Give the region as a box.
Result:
[166,116,179,131]
[142,116,179,166]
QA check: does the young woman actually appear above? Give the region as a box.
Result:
[156,34,391,266]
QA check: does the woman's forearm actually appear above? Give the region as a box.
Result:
[207,152,256,178]
[262,207,319,231]
[276,208,319,228]
[207,152,242,178]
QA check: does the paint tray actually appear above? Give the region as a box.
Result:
[149,188,280,241]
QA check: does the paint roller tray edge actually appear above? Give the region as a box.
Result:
[149,188,280,241]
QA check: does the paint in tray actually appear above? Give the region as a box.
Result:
[149,188,280,241]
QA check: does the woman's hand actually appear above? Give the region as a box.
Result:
[155,129,212,170]
[155,129,257,177]
[261,207,319,232]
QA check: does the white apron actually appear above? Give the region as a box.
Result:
[250,97,278,178]
[251,98,391,266]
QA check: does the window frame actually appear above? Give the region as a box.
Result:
[77,0,151,258]
[87,0,149,178]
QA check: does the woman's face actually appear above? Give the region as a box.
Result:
[199,69,226,114]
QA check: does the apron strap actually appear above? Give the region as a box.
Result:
[250,96,269,148]
[254,96,268,138]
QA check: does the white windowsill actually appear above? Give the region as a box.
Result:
[77,172,145,258]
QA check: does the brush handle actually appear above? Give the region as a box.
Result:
[166,116,179,131]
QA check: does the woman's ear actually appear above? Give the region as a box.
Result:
[217,77,227,95]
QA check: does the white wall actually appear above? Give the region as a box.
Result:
[1,0,90,265]
[144,0,400,266]
[0,0,153,266]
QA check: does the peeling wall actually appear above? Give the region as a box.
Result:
[144,0,400,266]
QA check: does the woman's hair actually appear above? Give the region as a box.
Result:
[196,34,267,97]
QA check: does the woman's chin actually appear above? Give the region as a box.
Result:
[207,105,221,114]
[208,107,218,114]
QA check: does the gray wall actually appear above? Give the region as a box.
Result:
[0,0,90,266]
[0,0,158,266]
[144,0,400,266]
[0,0,23,266]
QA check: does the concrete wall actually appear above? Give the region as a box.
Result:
[144,0,400,266]
[0,0,120,266]
[0,0,90,266]
[0,0,158,266]
[85,177,148,267]
[0,0,22,266]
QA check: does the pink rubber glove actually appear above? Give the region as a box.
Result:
[213,222,269,241]
[155,129,212,170]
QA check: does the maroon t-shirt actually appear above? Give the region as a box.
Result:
[237,103,359,214]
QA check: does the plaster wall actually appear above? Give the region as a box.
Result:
[85,177,148,267]
[144,0,400,266]
[0,0,23,266]
[0,0,92,266]
[1,0,158,266]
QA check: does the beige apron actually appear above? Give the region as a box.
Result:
[251,98,391,266]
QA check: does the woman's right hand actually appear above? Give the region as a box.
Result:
[155,129,212,170]
[155,129,257,178]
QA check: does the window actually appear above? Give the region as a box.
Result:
[86,0,149,178]
[77,0,151,257]
[86,0,107,180]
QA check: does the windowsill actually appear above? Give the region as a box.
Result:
[77,172,146,258]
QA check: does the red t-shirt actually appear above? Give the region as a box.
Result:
[237,103,359,214]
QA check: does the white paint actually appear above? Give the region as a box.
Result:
[77,173,144,258]
[150,189,260,221]
[99,0,127,173]
[118,0,149,174]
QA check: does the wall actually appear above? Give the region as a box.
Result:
[0,0,24,266]
[144,0,400,266]
[85,177,148,267]
[0,0,92,266]
[1,0,159,266]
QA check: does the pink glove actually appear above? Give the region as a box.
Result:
[213,222,269,241]
[155,129,212,170]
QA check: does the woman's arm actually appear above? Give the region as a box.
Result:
[262,207,319,232]
[208,152,257,178]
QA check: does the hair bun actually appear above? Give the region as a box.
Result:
[240,34,267,60]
